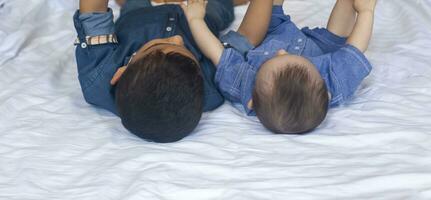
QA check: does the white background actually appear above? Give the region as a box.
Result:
[0,0,431,199]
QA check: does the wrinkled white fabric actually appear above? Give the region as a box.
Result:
[0,0,431,199]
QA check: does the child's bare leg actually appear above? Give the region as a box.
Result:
[327,0,356,37]
[347,0,377,52]
[238,0,274,46]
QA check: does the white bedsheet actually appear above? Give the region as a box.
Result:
[1,0,431,199]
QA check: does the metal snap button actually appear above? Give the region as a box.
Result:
[166,27,172,32]
[81,43,87,49]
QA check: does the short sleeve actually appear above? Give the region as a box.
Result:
[309,45,373,106]
[220,31,254,56]
[215,48,255,104]
[73,9,120,115]
[73,9,119,88]
[75,9,115,37]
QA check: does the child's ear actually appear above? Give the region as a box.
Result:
[110,66,127,85]
[247,100,254,110]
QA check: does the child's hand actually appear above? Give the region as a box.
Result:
[181,0,208,22]
[182,0,224,65]
[353,0,377,13]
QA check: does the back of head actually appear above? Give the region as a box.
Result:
[253,64,329,134]
[115,50,204,143]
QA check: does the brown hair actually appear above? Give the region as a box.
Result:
[253,64,329,134]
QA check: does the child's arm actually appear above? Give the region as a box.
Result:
[181,0,224,65]
[80,0,109,13]
[327,0,356,37]
[182,0,274,65]
[347,0,377,52]
[237,0,274,46]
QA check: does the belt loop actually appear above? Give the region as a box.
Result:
[165,12,178,37]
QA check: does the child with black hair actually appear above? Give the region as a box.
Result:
[183,0,377,134]
[74,0,248,143]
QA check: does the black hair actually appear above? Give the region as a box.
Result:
[115,50,204,143]
[253,64,329,134]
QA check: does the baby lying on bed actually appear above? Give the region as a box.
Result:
[182,0,377,134]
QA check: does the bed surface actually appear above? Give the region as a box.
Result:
[1,0,431,199]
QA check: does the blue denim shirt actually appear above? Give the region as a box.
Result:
[73,4,231,115]
[216,6,372,115]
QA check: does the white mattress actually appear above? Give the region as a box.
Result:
[1,0,431,199]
